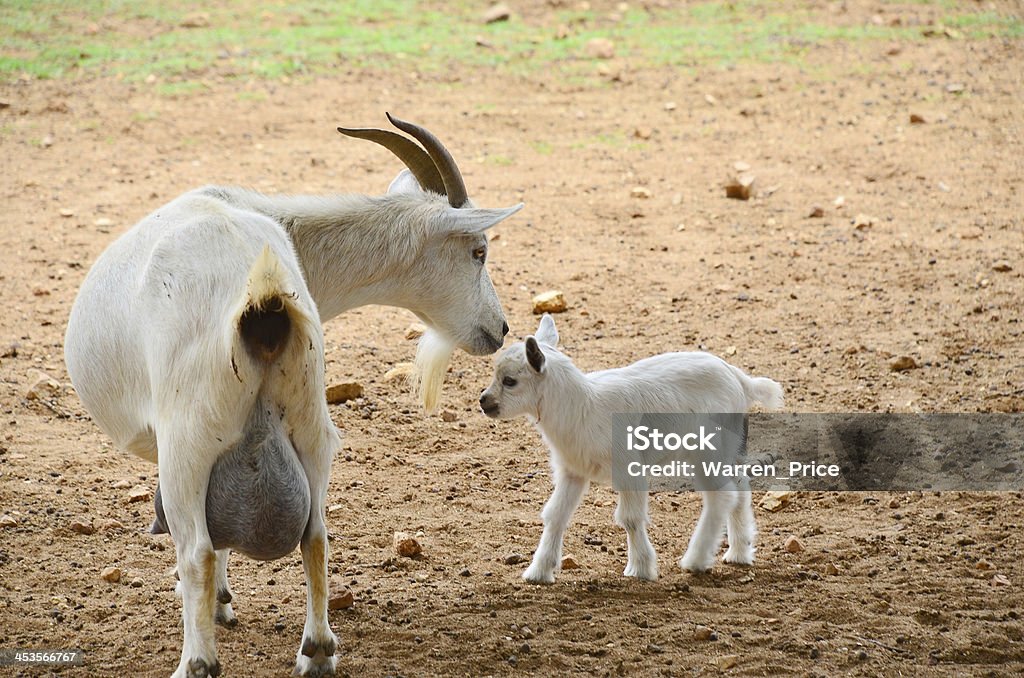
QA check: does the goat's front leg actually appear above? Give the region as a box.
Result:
[159,438,220,678]
[294,443,337,677]
[614,490,658,581]
[523,470,588,584]
[213,550,237,627]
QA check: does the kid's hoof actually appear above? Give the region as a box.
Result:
[723,548,755,566]
[522,565,556,584]
[300,635,337,658]
[216,588,233,605]
[186,658,221,678]
[294,650,336,677]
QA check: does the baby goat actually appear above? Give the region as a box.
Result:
[65,115,521,678]
[479,315,783,583]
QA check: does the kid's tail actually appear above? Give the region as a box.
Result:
[731,366,785,410]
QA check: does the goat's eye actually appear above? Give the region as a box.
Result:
[502,376,517,388]
[473,246,487,263]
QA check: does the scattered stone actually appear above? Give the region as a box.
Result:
[647,643,664,654]
[100,566,121,583]
[41,135,54,147]
[824,562,840,576]
[733,161,750,172]
[326,382,363,404]
[440,409,457,423]
[975,559,993,571]
[833,195,845,209]
[630,186,652,199]
[405,323,427,340]
[633,127,652,140]
[910,113,926,124]
[474,36,495,49]
[59,208,75,218]
[724,346,736,356]
[394,532,422,558]
[759,490,794,513]
[724,174,755,200]
[459,568,471,577]
[328,582,354,610]
[664,101,677,111]
[716,654,739,670]
[383,362,415,382]
[561,556,581,570]
[180,12,210,28]
[853,213,877,230]
[945,83,965,94]
[704,93,717,105]
[784,536,804,553]
[112,479,132,489]
[520,626,535,639]
[808,205,825,218]
[482,2,511,23]
[996,461,1020,473]
[585,38,615,59]
[993,574,1011,587]
[555,24,570,40]
[532,290,568,314]
[992,260,1012,273]
[70,519,95,535]
[694,625,715,641]
[130,577,144,588]
[1,342,17,358]
[503,553,527,566]
[94,217,113,228]
[98,518,124,533]
[25,370,62,401]
[127,485,152,503]
[889,356,918,372]
[0,514,17,528]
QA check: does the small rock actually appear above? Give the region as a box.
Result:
[888,497,900,509]
[585,38,615,59]
[41,135,54,147]
[59,208,75,218]
[405,323,427,340]
[633,127,652,140]
[503,553,527,566]
[704,93,717,105]
[532,290,568,314]
[716,654,739,670]
[0,514,17,528]
[992,260,1012,273]
[561,556,581,570]
[383,362,415,382]
[945,82,965,94]
[129,577,144,588]
[724,173,755,200]
[127,485,152,503]
[694,625,714,641]
[992,574,1011,587]
[520,626,535,639]
[394,532,422,558]
[853,214,877,230]
[759,490,794,513]
[909,113,926,124]
[647,643,664,654]
[100,566,121,583]
[25,370,62,400]
[459,568,471,577]
[326,382,363,404]
[112,479,132,489]
[482,2,511,24]
[724,346,737,356]
[824,562,840,576]
[833,195,846,209]
[889,356,918,372]
[70,519,95,535]
[975,559,993,571]
[94,217,113,228]
[440,409,457,423]
[180,11,210,28]
[808,205,825,218]
[328,582,354,610]
[733,161,750,172]
[630,186,652,199]
[784,536,804,553]
[98,518,124,533]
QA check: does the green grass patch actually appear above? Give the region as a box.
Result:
[1,0,1020,86]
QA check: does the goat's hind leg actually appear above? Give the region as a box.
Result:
[723,477,756,566]
[615,490,658,581]
[679,485,739,573]
[213,550,237,626]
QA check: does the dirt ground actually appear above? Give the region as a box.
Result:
[2,1,1024,676]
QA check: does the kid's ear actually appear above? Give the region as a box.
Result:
[525,336,546,373]
[535,313,559,347]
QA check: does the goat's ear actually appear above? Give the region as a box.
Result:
[535,313,559,347]
[525,336,546,374]
[387,169,424,196]
[440,203,524,235]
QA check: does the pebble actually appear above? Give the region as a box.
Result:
[24,370,62,400]
[630,186,652,199]
[503,553,526,566]
[853,213,877,230]
[440,409,457,423]
[585,38,615,59]
[992,260,1012,273]
[328,582,354,610]
[716,654,739,670]
[975,559,993,571]
[0,514,17,528]
[724,174,755,200]
[888,497,900,509]
[889,356,918,372]
[97,518,123,532]
[393,532,422,558]
[759,490,794,512]
[100,566,121,583]
[127,485,152,503]
[532,290,568,314]
[647,643,664,654]
[94,217,113,228]
[59,208,75,218]
[808,205,825,218]
[404,323,426,340]
[482,2,511,24]
[561,556,581,570]
[383,363,415,382]
[130,577,144,588]
[784,536,804,553]
[992,574,1011,587]
[70,519,95,535]
[326,382,364,404]
[824,562,840,576]
[694,625,715,641]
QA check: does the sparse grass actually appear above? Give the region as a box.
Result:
[0,0,1020,86]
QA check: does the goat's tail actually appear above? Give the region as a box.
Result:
[731,366,785,410]
[233,245,306,366]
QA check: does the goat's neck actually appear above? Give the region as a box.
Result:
[535,360,598,439]
[218,188,432,322]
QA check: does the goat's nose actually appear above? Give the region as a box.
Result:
[501,321,509,337]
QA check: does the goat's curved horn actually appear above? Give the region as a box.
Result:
[337,126,448,199]
[386,113,469,209]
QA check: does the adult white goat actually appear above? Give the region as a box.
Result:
[479,315,783,584]
[64,115,522,678]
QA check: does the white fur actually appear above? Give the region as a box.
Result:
[480,314,783,584]
[65,171,521,676]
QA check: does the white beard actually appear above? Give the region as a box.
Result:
[413,328,455,413]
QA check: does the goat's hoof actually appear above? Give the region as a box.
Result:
[293,648,336,677]
[623,563,658,581]
[679,554,714,573]
[216,588,233,605]
[723,548,755,566]
[300,634,337,658]
[184,658,221,678]
[522,565,556,585]
[215,603,238,628]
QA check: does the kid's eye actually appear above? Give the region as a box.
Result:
[473,246,487,263]
[502,376,517,388]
